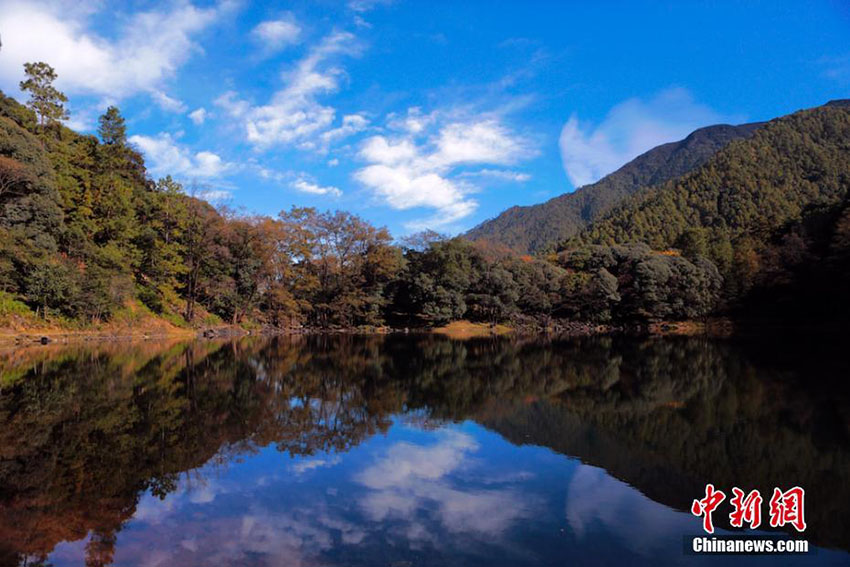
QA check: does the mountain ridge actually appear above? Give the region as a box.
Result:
[465,121,764,253]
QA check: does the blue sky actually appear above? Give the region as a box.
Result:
[1,0,848,237]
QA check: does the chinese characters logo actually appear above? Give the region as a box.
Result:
[691,485,806,534]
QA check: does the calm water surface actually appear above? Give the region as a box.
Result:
[0,334,848,566]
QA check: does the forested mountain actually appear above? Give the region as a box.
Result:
[560,101,850,319]
[0,81,399,329]
[1,60,848,330]
[0,62,733,331]
[465,122,763,254]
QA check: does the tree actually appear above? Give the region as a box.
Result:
[180,196,224,322]
[259,216,316,327]
[219,215,274,325]
[399,238,481,325]
[136,177,188,313]
[0,155,33,200]
[19,62,68,127]
[277,207,398,328]
[467,263,519,323]
[676,227,708,259]
[401,229,447,252]
[23,258,77,319]
[97,106,127,146]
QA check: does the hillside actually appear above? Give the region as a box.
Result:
[566,102,850,251]
[3,58,849,331]
[559,101,850,319]
[465,121,763,253]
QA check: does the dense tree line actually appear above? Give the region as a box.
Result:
[0,63,727,329]
[559,102,850,318]
[4,62,849,329]
[465,122,761,254]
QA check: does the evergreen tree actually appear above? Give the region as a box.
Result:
[19,62,68,127]
[97,106,127,146]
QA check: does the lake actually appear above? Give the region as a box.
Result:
[1,334,848,566]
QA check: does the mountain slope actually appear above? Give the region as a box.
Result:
[556,101,850,319]
[566,102,850,252]
[465,122,763,254]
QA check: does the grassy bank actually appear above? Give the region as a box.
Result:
[0,292,210,345]
[432,321,515,339]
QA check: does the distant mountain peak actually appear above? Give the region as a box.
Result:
[465,121,763,254]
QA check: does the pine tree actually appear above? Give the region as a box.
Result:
[19,62,68,127]
[98,106,127,146]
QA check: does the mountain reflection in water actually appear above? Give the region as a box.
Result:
[0,334,848,566]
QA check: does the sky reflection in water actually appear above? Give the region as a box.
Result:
[1,335,848,566]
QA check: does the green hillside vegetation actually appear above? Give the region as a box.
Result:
[465,122,762,253]
[1,61,848,331]
[0,72,402,330]
[560,102,850,319]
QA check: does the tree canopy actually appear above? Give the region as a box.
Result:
[1,61,848,329]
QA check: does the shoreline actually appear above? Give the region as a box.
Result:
[0,317,846,350]
[0,318,737,349]
[9,314,849,349]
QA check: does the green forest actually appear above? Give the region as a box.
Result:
[561,101,850,320]
[1,62,849,331]
[466,121,762,254]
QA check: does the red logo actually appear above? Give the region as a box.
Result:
[691,484,726,534]
[692,485,806,534]
[729,487,763,529]
[769,486,807,532]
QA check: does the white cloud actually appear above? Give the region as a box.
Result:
[354,112,533,229]
[348,0,394,12]
[355,163,476,227]
[432,121,526,167]
[216,31,361,150]
[130,133,233,179]
[559,88,736,188]
[252,16,301,52]
[151,89,188,113]
[83,424,543,565]
[356,431,535,537]
[195,151,231,177]
[291,178,342,198]
[356,431,478,490]
[387,107,437,134]
[189,107,208,125]
[566,464,696,557]
[290,456,341,475]
[458,169,531,182]
[359,136,418,165]
[198,189,232,203]
[320,113,369,146]
[63,106,98,132]
[215,91,251,118]
[255,165,291,183]
[0,1,231,104]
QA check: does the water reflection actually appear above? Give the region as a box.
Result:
[0,334,848,566]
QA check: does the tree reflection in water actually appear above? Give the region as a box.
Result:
[0,334,847,565]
